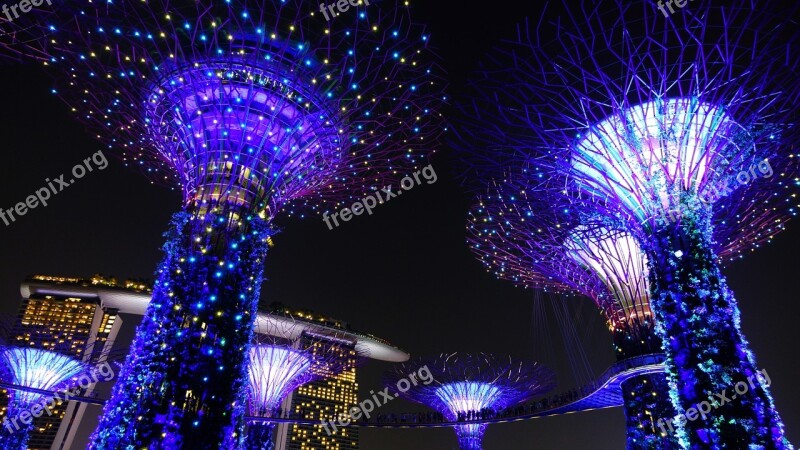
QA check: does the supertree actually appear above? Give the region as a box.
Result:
[0,336,116,450]
[385,353,555,450]
[455,1,799,448]
[467,184,680,449]
[0,1,444,447]
[246,322,355,450]
[0,348,86,450]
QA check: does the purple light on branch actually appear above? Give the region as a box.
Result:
[386,353,555,450]
[248,346,312,415]
[0,347,85,407]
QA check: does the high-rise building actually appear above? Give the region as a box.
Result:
[269,306,362,450]
[0,274,146,450]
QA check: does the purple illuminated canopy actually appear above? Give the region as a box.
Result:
[386,353,555,450]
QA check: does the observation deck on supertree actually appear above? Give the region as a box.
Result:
[385,353,555,450]
[467,186,679,449]
[0,1,444,448]
[246,322,354,450]
[455,1,799,448]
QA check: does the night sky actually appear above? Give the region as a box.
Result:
[0,1,798,449]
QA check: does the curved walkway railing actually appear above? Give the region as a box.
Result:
[0,354,667,429]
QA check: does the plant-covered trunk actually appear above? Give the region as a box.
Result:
[645,213,790,449]
[0,404,34,450]
[621,372,682,449]
[90,206,272,449]
[247,421,276,450]
[455,423,486,450]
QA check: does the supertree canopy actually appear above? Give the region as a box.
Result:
[467,185,680,449]
[246,326,352,450]
[456,1,799,448]
[0,348,87,450]
[386,353,555,450]
[0,1,444,448]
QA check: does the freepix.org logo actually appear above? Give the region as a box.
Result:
[322,164,438,230]
[1,0,53,23]
[1,361,115,434]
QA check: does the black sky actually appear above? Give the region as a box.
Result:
[0,1,798,449]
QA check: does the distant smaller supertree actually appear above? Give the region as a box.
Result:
[0,319,120,450]
[246,323,353,450]
[385,353,555,450]
[0,348,88,450]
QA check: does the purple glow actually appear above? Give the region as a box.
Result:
[0,347,85,406]
[564,227,652,325]
[434,382,501,415]
[248,345,312,414]
[572,98,732,220]
[0,2,445,446]
[387,353,555,450]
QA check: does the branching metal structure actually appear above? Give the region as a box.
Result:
[0,348,86,450]
[386,353,555,450]
[0,328,118,450]
[0,1,444,447]
[456,1,799,448]
[246,323,354,450]
[467,185,678,449]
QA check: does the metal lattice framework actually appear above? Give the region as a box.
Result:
[0,322,121,450]
[0,348,87,407]
[458,0,799,262]
[3,0,445,218]
[247,322,356,417]
[467,193,679,449]
[468,185,650,331]
[385,353,555,450]
[455,1,799,448]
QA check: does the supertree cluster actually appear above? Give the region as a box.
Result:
[0,1,444,448]
[246,322,356,450]
[386,353,555,450]
[456,1,799,448]
[467,185,679,449]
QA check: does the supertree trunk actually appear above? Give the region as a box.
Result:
[455,424,486,450]
[0,406,33,450]
[646,213,789,449]
[621,373,681,450]
[247,422,276,450]
[90,205,272,449]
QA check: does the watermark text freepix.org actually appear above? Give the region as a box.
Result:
[656,368,772,436]
[1,150,109,227]
[653,158,773,226]
[318,0,370,22]
[1,0,52,23]
[321,365,433,435]
[323,164,437,230]
[657,0,695,17]
[1,361,115,433]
